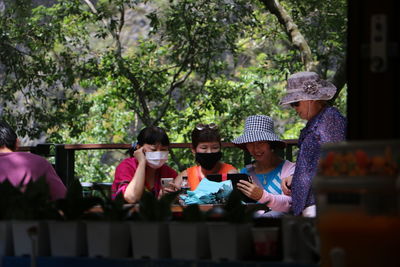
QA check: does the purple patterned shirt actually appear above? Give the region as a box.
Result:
[291,106,346,215]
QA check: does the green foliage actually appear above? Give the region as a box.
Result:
[0,0,92,137]
[1,0,347,183]
[134,190,180,221]
[81,184,132,221]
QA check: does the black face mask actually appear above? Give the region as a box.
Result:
[195,152,222,170]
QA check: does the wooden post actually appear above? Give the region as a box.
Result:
[55,145,75,186]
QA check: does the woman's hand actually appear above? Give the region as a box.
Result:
[236,180,263,201]
[281,176,292,196]
[158,183,181,199]
[133,147,146,165]
[164,183,180,193]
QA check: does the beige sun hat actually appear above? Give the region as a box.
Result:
[280,71,337,107]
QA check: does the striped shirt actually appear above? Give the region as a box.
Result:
[240,161,285,195]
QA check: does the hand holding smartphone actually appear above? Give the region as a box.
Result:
[228,174,257,203]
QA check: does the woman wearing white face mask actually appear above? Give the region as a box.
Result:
[111,126,178,203]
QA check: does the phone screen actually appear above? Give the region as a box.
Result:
[227,173,252,188]
[161,177,174,188]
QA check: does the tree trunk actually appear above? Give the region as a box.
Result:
[260,0,316,71]
[260,0,347,102]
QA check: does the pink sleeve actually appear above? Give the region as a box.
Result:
[258,190,292,212]
[112,159,137,199]
[44,163,67,200]
[281,160,296,180]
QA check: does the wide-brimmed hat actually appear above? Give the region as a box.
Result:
[280,71,337,107]
[232,115,286,150]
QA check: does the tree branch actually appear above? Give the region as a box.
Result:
[329,58,347,104]
[260,0,316,71]
[82,0,122,53]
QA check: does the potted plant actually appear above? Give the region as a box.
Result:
[49,179,102,257]
[84,185,131,258]
[128,190,179,259]
[2,177,60,257]
[0,180,18,258]
[169,204,211,260]
[207,190,255,261]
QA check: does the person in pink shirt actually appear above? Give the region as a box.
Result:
[111,126,178,203]
[232,115,294,216]
[0,121,66,200]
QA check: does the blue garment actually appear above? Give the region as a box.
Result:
[240,161,284,195]
[180,178,233,205]
[291,106,346,215]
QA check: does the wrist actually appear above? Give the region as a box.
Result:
[257,190,270,204]
[137,160,147,167]
[256,189,263,201]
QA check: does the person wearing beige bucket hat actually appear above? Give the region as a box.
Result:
[232,115,296,217]
[280,72,346,217]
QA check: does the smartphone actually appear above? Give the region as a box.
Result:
[227,173,256,203]
[206,174,222,182]
[227,173,252,188]
[160,177,174,188]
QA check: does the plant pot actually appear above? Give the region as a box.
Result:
[251,226,280,260]
[48,221,87,257]
[12,220,50,256]
[0,221,14,257]
[207,222,253,261]
[86,221,130,258]
[169,222,210,260]
[129,222,170,259]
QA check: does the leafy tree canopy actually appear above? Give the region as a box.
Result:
[0,0,347,181]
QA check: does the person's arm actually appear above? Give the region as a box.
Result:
[159,167,180,196]
[166,169,186,192]
[281,161,296,196]
[44,162,67,200]
[281,176,292,196]
[258,189,292,212]
[291,133,320,215]
[123,147,147,203]
[237,179,292,212]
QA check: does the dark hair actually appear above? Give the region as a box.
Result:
[0,121,17,151]
[128,126,170,157]
[191,127,221,149]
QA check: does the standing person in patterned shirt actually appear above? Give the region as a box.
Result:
[280,71,347,217]
[232,115,296,217]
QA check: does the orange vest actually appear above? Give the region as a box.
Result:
[186,163,236,191]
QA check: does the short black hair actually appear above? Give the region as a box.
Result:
[191,127,221,149]
[128,126,170,157]
[0,121,17,151]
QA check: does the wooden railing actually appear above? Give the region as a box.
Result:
[17,140,298,186]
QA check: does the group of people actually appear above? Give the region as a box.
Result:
[0,71,346,217]
[111,71,346,217]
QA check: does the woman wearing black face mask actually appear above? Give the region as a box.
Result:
[169,123,237,192]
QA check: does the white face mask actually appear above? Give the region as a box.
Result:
[145,151,169,169]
